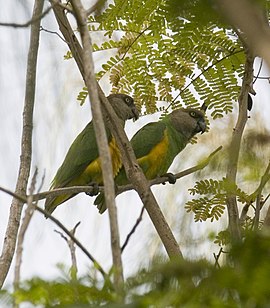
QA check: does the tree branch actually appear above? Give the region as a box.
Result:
[0,4,53,28]
[225,52,254,240]
[121,205,145,253]
[13,168,38,291]
[240,161,270,223]
[54,221,81,280]
[0,0,45,289]
[68,0,124,289]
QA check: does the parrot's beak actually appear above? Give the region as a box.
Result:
[198,119,206,134]
[132,106,140,121]
[200,102,207,112]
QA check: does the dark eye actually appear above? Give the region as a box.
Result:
[190,111,196,117]
[125,97,131,104]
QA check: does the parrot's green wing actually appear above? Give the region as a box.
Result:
[131,121,167,159]
[52,122,107,188]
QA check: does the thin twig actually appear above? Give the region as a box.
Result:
[254,161,270,229]
[165,49,243,112]
[263,194,270,227]
[0,4,53,28]
[40,26,67,43]
[55,221,81,280]
[253,58,263,84]
[121,206,145,253]
[240,160,270,223]
[254,194,262,230]
[41,206,107,278]
[213,247,224,269]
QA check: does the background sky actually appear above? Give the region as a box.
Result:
[1,0,270,295]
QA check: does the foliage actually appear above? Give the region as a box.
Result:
[71,0,246,117]
[5,233,270,307]
[185,178,250,222]
[12,264,116,307]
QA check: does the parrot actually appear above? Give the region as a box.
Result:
[45,93,139,215]
[94,107,206,213]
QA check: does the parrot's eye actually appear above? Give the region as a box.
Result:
[125,97,131,105]
[190,111,197,117]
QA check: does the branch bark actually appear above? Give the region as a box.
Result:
[69,0,124,288]
[0,0,45,289]
[225,53,254,240]
[13,169,38,291]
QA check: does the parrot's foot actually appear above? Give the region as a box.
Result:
[161,173,176,185]
[85,182,99,196]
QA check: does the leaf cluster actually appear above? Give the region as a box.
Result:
[185,178,250,222]
[73,0,246,117]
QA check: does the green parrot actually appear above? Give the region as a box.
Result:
[45,93,139,215]
[94,108,206,213]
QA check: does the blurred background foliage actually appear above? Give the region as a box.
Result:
[6,232,270,307]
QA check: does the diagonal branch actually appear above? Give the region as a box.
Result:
[121,205,145,253]
[0,0,45,289]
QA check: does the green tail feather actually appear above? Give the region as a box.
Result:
[94,193,107,214]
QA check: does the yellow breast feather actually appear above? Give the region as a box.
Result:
[78,137,122,184]
[138,130,169,179]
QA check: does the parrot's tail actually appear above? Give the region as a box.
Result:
[94,193,107,214]
[44,194,73,218]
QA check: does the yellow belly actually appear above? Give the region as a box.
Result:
[138,131,169,179]
[76,137,122,185]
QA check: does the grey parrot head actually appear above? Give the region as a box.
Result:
[107,93,139,122]
[170,108,206,140]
